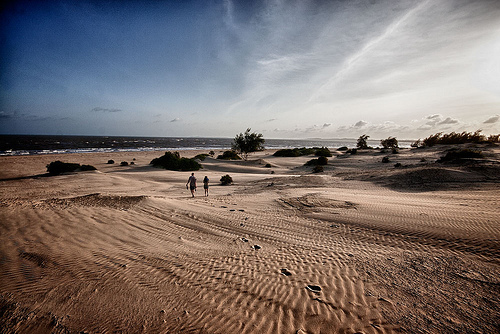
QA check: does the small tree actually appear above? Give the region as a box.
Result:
[232,128,265,160]
[357,135,370,149]
[380,137,399,149]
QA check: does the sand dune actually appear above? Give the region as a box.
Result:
[1,146,499,333]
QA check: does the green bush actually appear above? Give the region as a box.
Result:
[487,134,500,143]
[380,137,399,149]
[382,156,390,163]
[437,149,483,163]
[194,153,209,161]
[107,159,115,164]
[265,163,272,168]
[217,150,241,160]
[422,133,442,147]
[273,147,315,157]
[305,156,328,166]
[220,174,233,185]
[418,130,496,147]
[357,134,370,149]
[314,147,332,157]
[232,128,265,160]
[338,146,348,151]
[46,161,96,175]
[80,164,97,171]
[120,161,129,166]
[346,148,357,154]
[150,151,201,171]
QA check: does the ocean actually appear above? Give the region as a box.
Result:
[0,135,413,156]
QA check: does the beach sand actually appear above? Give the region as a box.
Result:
[1,145,499,333]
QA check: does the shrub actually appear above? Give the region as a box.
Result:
[338,146,348,151]
[419,130,495,147]
[232,128,265,160]
[265,163,272,168]
[411,139,421,148]
[209,150,215,156]
[382,156,390,163]
[487,134,500,143]
[314,147,332,157]
[120,161,129,166]
[392,148,399,154]
[217,150,241,160]
[346,148,357,154]
[194,153,209,161]
[437,149,483,163]
[107,159,115,164]
[312,165,324,173]
[422,132,442,147]
[317,156,328,165]
[305,156,328,166]
[220,174,233,185]
[394,163,402,168]
[381,137,399,149]
[80,164,97,171]
[46,161,96,175]
[357,134,369,149]
[273,147,314,157]
[150,151,201,171]
[130,161,135,165]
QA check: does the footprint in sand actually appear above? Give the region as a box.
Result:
[306,285,321,293]
[280,268,292,276]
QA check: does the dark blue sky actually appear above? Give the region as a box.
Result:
[1,0,499,139]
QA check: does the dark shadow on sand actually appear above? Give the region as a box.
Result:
[0,173,52,182]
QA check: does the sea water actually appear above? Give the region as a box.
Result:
[0,135,413,156]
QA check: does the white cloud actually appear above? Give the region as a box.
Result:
[483,115,499,124]
[354,120,368,128]
[438,117,459,125]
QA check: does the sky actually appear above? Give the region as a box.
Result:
[1,0,499,140]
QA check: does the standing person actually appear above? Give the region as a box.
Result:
[203,176,209,196]
[186,173,196,197]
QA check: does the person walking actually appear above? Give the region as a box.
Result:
[203,176,209,196]
[186,173,196,197]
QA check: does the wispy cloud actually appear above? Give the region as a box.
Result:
[170,118,181,122]
[91,107,122,113]
[0,111,13,119]
[311,0,431,101]
[0,110,53,122]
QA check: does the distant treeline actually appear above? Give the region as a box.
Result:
[413,130,500,147]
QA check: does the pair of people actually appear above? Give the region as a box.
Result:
[186,173,209,197]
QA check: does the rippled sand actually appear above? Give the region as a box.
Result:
[1,146,499,333]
